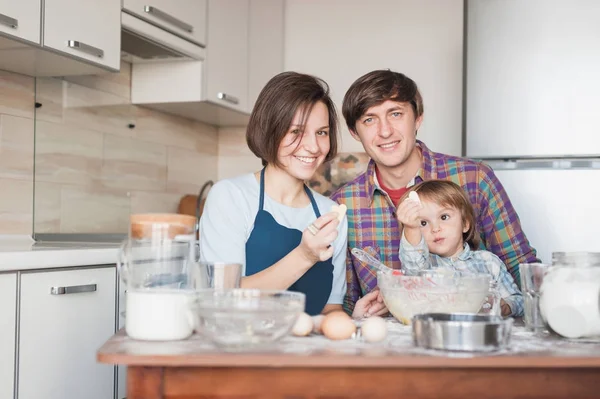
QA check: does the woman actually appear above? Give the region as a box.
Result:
[200,72,383,316]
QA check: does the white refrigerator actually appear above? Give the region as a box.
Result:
[466,0,600,263]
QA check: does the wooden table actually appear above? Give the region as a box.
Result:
[97,322,600,399]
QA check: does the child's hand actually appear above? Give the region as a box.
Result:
[500,299,512,317]
[396,197,423,229]
[352,289,388,319]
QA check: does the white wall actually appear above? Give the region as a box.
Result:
[284,0,464,155]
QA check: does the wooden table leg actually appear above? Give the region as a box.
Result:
[127,366,164,399]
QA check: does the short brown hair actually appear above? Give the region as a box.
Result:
[342,70,424,132]
[403,180,480,249]
[246,72,339,167]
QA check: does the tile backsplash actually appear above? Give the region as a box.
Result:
[0,62,260,236]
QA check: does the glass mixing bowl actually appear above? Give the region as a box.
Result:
[378,270,491,324]
[189,289,305,351]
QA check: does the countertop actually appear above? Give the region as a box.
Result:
[0,235,119,271]
[98,320,600,368]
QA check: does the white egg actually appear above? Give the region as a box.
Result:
[361,316,387,343]
[291,312,314,337]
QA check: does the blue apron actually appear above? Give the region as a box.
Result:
[245,168,334,315]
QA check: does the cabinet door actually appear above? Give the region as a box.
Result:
[43,0,121,71]
[0,0,40,44]
[18,267,116,399]
[116,278,127,399]
[0,273,17,399]
[205,0,249,113]
[123,0,207,46]
[247,0,284,113]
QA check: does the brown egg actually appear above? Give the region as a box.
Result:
[321,311,356,340]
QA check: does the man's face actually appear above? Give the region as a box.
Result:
[350,100,423,169]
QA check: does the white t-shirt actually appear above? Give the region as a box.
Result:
[199,173,347,304]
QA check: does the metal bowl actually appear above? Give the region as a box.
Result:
[412,313,513,352]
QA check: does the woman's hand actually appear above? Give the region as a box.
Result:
[396,197,422,229]
[352,289,388,319]
[298,212,339,264]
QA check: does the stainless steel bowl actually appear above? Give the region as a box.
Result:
[412,313,513,352]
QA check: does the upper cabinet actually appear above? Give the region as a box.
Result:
[204,0,249,113]
[0,0,41,44]
[0,0,120,76]
[131,0,285,126]
[123,0,207,47]
[44,0,121,71]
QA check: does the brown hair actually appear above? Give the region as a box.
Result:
[403,180,480,249]
[342,70,424,132]
[246,72,339,167]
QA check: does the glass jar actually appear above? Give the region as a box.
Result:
[118,213,198,341]
[540,252,600,339]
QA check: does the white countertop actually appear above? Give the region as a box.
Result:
[0,236,120,272]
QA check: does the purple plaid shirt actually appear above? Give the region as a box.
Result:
[331,140,539,314]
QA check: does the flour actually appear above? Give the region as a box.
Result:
[125,289,194,341]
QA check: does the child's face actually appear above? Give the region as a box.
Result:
[417,198,469,258]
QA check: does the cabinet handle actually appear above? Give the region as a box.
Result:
[144,6,193,33]
[0,13,18,29]
[67,40,104,58]
[217,92,240,105]
[50,284,97,295]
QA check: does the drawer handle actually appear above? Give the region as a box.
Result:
[144,6,193,33]
[67,40,104,58]
[217,92,239,105]
[51,284,97,295]
[0,13,18,29]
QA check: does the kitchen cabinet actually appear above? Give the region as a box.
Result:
[0,0,120,76]
[204,0,249,113]
[248,0,285,112]
[0,0,41,44]
[116,278,127,399]
[130,0,284,126]
[0,273,17,399]
[43,0,121,71]
[123,0,207,47]
[18,266,116,399]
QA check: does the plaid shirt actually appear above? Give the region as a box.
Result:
[399,234,524,317]
[331,140,539,314]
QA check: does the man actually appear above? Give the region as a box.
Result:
[331,70,539,314]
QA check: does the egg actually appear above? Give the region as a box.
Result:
[311,314,325,334]
[360,316,387,343]
[321,311,356,340]
[291,312,314,337]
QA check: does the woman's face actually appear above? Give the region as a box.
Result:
[277,101,331,181]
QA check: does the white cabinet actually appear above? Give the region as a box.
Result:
[116,278,127,399]
[43,0,121,71]
[123,0,207,46]
[204,0,249,113]
[0,0,41,44]
[0,273,17,399]
[18,267,116,399]
[247,0,284,112]
[132,0,285,125]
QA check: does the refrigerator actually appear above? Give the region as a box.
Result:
[465,0,600,263]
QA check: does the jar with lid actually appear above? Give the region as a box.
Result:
[540,252,600,339]
[118,213,199,341]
